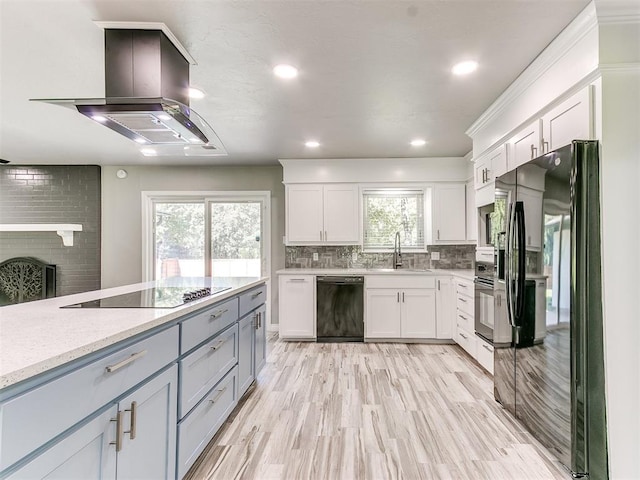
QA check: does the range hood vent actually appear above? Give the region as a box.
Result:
[33,25,226,157]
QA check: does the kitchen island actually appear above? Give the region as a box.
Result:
[0,276,268,479]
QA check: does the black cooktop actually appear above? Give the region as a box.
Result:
[61,286,231,309]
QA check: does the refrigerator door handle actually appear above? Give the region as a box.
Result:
[514,202,526,323]
[505,202,516,328]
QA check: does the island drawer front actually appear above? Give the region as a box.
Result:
[456,310,474,333]
[0,325,179,472]
[181,297,238,354]
[179,324,238,419]
[177,366,238,479]
[238,285,266,318]
[366,275,436,289]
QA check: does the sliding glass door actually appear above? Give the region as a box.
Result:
[151,195,266,281]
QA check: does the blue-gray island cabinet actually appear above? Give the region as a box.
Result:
[0,278,267,479]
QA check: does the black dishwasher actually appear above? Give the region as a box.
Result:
[316,276,364,342]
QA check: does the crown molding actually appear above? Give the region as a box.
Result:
[466,3,598,137]
[599,62,640,72]
[595,0,640,24]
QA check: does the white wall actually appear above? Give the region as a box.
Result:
[101,165,285,324]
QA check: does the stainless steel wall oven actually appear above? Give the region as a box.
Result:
[474,261,495,343]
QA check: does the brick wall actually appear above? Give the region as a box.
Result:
[0,166,101,296]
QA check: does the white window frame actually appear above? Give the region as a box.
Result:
[141,190,272,329]
[360,185,430,253]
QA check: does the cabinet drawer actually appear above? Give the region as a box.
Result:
[239,285,266,318]
[456,294,474,317]
[455,279,474,296]
[179,324,238,419]
[476,338,494,374]
[181,297,238,354]
[366,275,436,289]
[0,326,179,472]
[456,326,477,358]
[456,310,474,333]
[177,366,238,479]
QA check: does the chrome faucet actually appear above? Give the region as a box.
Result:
[393,231,403,269]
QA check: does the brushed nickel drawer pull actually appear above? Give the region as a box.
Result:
[110,410,123,452]
[125,401,137,440]
[105,350,147,373]
[208,386,228,404]
[289,279,306,283]
[458,314,467,320]
[482,344,493,352]
[460,332,468,340]
[210,339,226,351]
[459,298,467,303]
[251,291,263,299]
[458,283,468,288]
[210,308,229,320]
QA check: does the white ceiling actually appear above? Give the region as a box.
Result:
[0,0,590,166]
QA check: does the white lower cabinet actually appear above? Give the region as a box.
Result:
[365,276,437,339]
[365,289,402,338]
[401,289,436,338]
[454,278,477,358]
[435,276,454,339]
[476,338,494,375]
[278,275,315,339]
[5,407,117,480]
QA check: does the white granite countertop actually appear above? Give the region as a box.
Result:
[276,268,475,281]
[0,276,267,390]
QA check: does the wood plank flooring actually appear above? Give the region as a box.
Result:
[185,335,570,480]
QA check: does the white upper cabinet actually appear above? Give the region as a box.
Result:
[475,143,507,207]
[431,184,467,243]
[466,180,477,242]
[286,184,359,245]
[508,120,542,171]
[323,184,360,243]
[541,86,592,153]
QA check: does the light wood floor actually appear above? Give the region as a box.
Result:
[185,335,570,480]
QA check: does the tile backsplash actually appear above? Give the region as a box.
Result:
[286,244,475,270]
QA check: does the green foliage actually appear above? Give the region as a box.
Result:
[155,203,205,260]
[211,203,261,259]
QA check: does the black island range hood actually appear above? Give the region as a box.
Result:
[33,26,226,157]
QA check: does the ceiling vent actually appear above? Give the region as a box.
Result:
[33,24,226,157]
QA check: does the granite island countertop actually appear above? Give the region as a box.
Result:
[0,276,267,390]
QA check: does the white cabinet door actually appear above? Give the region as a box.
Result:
[401,289,436,338]
[519,187,543,251]
[465,181,477,241]
[286,184,323,243]
[116,365,177,480]
[541,87,591,153]
[432,184,466,242]
[254,304,267,375]
[365,289,401,338]
[5,407,117,480]
[509,120,541,171]
[490,144,508,178]
[237,313,255,397]
[279,275,315,339]
[435,277,454,339]
[323,184,359,243]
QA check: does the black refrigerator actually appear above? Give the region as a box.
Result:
[493,140,608,478]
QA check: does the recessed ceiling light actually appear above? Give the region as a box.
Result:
[305,140,320,148]
[410,139,427,147]
[273,64,299,79]
[188,87,205,99]
[140,148,157,156]
[92,115,107,123]
[452,61,478,76]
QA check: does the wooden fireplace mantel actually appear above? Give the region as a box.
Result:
[0,224,83,246]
